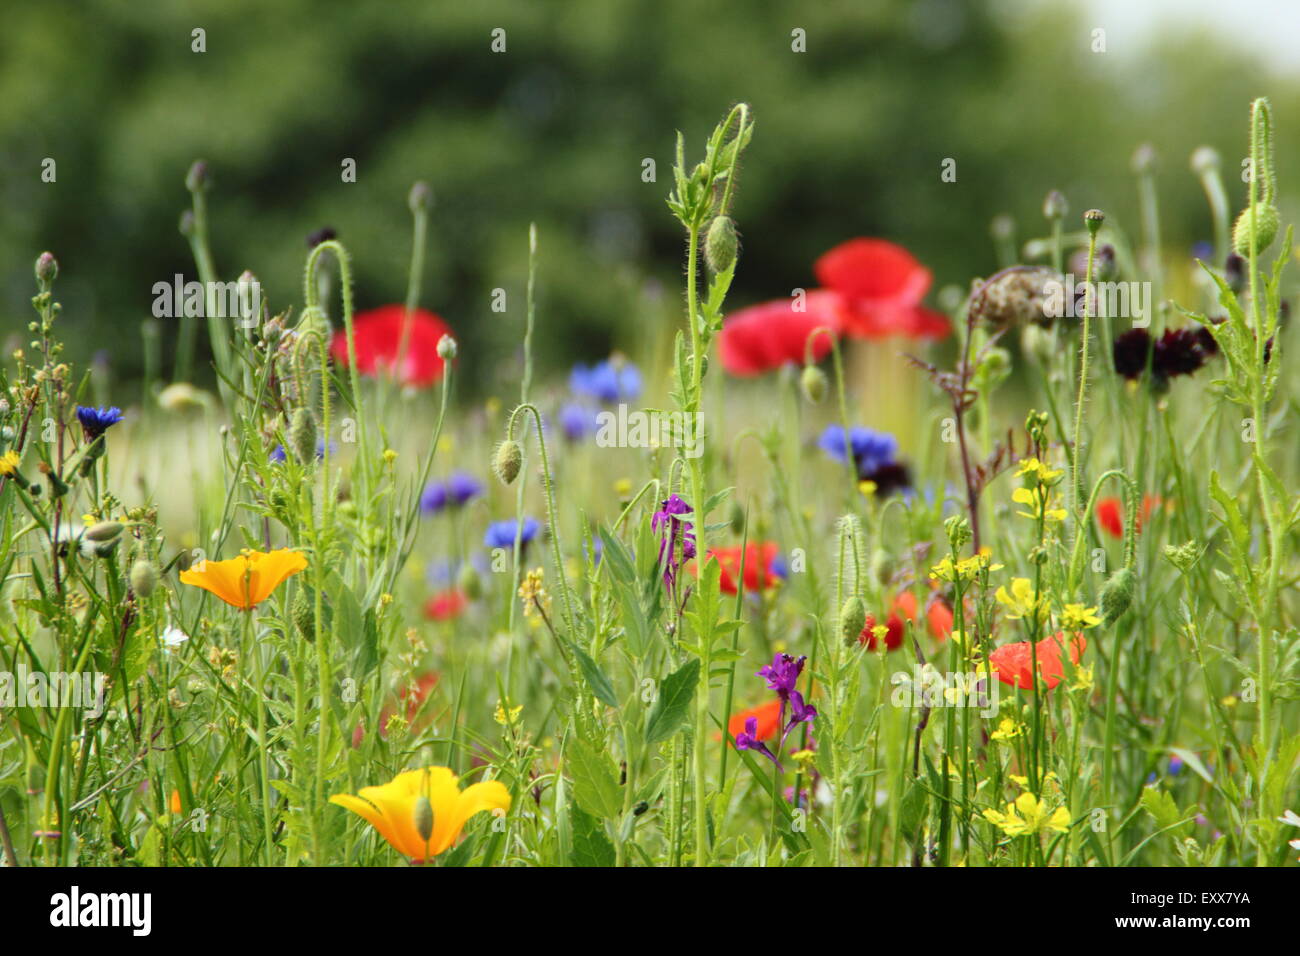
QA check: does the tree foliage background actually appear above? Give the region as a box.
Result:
[2,0,1297,391]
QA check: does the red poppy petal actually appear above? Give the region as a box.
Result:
[330,305,453,387]
[814,238,932,304]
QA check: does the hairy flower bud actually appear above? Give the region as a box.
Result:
[437,334,457,361]
[85,520,124,542]
[704,215,738,274]
[1099,567,1135,625]
[292,588,316,641]
[493,439,523,485]
[185,159,210,194]
[35,252,58,286]
[800,365,828,404]
[840,595,867,647]
[289,408,318,465]
[1232,204,1279,257]
[130,558,159,598]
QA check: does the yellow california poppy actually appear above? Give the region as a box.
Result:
[330,766,511,862]
[178,548,307,610]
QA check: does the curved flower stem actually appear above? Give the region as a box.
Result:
[249,609,275,865]
[1068,222,1101,598]
[507,403,576,634]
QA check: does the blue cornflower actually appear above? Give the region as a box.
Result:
[570,359,641,404]
[559,402,598,441]
[819,425,897,474]
[484,517,540,550]
[421,472,485,514]
[76,406,124,441]
[270,440,335,463]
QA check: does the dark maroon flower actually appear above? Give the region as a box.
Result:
[1113,328,1153,380]
[1155,328,1209,377]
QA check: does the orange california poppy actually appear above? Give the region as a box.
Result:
[330,766,510,862]
[988,632,1087,691]
[179,548,307,610]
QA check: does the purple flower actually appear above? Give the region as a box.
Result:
[757,653,805,702]
[75,405,123,440]
[270,439,335,463]
[652,495,696,596]
[818,425,911,495]
[735,717,782,772]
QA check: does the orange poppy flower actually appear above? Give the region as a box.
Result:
[859,591,952,649]
[726,697,782,744]
[1095,495,1160,540]
[179,548,308,610]
[988,632,1087,690]
[707,542,783,594]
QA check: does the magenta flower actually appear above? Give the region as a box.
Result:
[735,717,782,772]
[652,494,696,599]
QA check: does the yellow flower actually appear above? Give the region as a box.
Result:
[330,767,511,863]
[1016,457,1063,484]
[982,791,1071,838]
[929,551,1003,584]
[990,717,1022,741]
[1068,663,1095,692]
[0,450,20,476]
[995,577,1046,621]
[1012,486,1066,523]
[179,548,307,610]
[858,479,878,497]
[1060,603,1101,630]
[494,699,523,726]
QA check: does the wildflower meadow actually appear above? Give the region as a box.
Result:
[0,15,1298,907]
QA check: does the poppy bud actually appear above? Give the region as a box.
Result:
[840,595,867,647]
[493,439,523,485]
[414,794,435,844]
[457,561,482,601]
[85,521,123,542]
[437,334,457,361]
[409,181,433,214]
[186,160,210,194]
[289,408,318,465]
[704,215,738,274]
[800,365,828,404]
[1190,146,1220,176]
[1232,204,1279,257]
[1099,566,1135,625]
[728,501,745,535]
[35,252,58,286]
[292,589,315,641]
[130,558,158,598]
[1043,190,1068,222]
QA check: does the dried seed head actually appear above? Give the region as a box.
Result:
[969,266,1062,329]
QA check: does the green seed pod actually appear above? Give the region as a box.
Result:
[85,520,123,542]
[130,558,158,598]
[704,215,738,274]
[413,794,434,844]
[1232,204,1279,257]
[292,588,315,641]
[457,560,482,601]
[289,408,318,465]
[493,439,523,485]
[1099,567,1136,626]
[840,595,867,647]
[800,365,828,404]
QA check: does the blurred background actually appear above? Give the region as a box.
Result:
[2,0,1299,395]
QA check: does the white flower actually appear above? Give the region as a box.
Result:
[161,626,190,649]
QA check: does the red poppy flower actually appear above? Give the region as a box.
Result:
[813,238,949,341]
[707,542,782,594]
[330,304,453,388]
[719,291,846,376]
[424,589,467,621]
[1095,495,1160,540]
[726,698,782,744]
[988,633,1087,691]
[859,590,952,650]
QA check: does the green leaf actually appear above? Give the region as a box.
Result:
[570,804,616,867]
[644,658,700,747]
[570,642,619,709]
[567,737,622,819]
